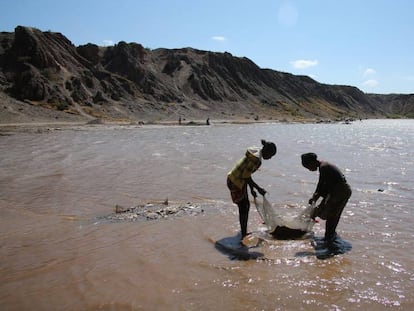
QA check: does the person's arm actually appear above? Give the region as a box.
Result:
[249,183,257,198]
[247,177,266,196]
[309,173,323,204]
[309,192,321,204]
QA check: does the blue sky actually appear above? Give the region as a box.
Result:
[1,0,413,94]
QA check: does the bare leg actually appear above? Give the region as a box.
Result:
[238,197,250,238]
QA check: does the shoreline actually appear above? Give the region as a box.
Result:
[0,118,300,134]
[0,116,382,135]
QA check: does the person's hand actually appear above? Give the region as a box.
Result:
[310,206,318,220]
[251,189,257,198]
[258,187,266,196]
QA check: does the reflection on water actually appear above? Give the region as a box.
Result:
[0,120,413,310]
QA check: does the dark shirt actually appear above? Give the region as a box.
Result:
[316,161,346,197]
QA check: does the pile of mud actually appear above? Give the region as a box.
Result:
[100,202,206,223]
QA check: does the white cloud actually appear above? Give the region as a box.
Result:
[103,39,114,46]
[363,79,379,88]
[212,36,226,42]
[290,59,318,69]
[364,68,376,76]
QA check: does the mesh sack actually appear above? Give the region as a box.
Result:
[254,195,316,239]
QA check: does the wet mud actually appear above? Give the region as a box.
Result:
[99,201,207,223]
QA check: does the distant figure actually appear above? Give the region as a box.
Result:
[178,116,182,125]
[206,118,210,125]
[301,153,352,245]
[227,140,277,241]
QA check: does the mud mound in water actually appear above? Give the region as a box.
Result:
[270,226,308,240]
[101,202,206,223]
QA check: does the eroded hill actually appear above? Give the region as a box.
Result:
[0,26,413,123]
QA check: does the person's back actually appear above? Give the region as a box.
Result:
[228,147,261,189]
[317,161,346,197]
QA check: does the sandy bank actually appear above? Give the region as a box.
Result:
[0,117,314,135]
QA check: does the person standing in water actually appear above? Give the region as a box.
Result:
[227,140,277,240]
[301,153,352,245]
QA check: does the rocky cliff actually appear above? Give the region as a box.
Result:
[0,26,412,123]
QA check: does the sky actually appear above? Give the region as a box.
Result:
[1,0,413,94]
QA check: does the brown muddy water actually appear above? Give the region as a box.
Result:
[1,120,413,310]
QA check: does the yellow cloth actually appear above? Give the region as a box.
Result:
[227,147,262,189]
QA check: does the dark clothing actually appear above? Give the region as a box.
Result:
[314,161,351,242]
[318,182,352,241]
[227,177,247,204]
[315,161,347,197]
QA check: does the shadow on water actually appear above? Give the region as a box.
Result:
[295,235,352,260]
[214,232,351,261]
[214,234,264,261]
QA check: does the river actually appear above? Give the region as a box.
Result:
[0,119,413,310]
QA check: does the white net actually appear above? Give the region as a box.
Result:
[254,195,316,239]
